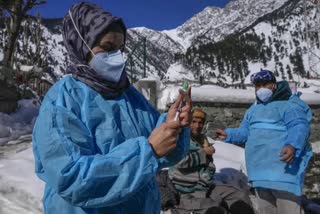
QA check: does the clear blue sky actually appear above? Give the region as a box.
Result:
[29,0,232,30]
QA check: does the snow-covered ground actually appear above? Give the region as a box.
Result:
[0,146,43,214]
[0,99,39,145]
[0,99,41,213]
[312,141,320,154]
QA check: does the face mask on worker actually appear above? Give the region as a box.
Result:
[69,10,125,83]
[89,50,125,83]
[256,88,273,103]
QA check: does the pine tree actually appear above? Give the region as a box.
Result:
[279,63,286,80]
[286,65,293,80]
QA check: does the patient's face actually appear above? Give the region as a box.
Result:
[190,117,204,138]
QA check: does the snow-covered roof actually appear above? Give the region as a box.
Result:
[157,84,320,110]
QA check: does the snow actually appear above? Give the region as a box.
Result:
[19,65,33,72]
[42,27,67,77]
[0,50,3,61]
[170,0,287,50]
[0,147,44,214]
[164,63,194,81]
[312,141,320,154]
[0,99,39,145]
[130,26,150,33]
[157,84,320,110]
[163,29,190,51]
[0,100,42,213]
[209,139,249,190]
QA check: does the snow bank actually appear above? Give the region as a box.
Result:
[209,138,249,190]
[0,99,39,145]
[20,65,33,72]
[157,84,320,110]
[0,147,44,214]
[312,142,320,154]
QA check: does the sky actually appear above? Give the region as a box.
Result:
[29,0,233,30]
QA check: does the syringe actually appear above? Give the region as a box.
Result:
[174,81,189,121]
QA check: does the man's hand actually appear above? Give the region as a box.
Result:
[148,120,180,158]
[204,145,215,155]
[167,87,192,127]
[280,145,296,163]
[215,129,227,140]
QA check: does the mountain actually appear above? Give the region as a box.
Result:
[125,0,297,82]
[125,27,184,81]
[180,0,320,87]
[0,0,319,89]
[164,0,287,49]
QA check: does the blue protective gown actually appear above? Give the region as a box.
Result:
[32,75,189,214]
[225,82,312,196]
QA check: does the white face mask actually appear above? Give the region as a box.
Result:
[89,50,125,83]
[256,88,273,103]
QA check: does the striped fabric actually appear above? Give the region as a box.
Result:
[169,134,215,193]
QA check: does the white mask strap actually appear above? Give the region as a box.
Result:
[68,10,95,56]
[76,64,90,68]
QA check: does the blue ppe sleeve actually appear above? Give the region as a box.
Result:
[283,104,311,157]
[33,106,160,208]
[224,110,250,145]
[156,114,190,168]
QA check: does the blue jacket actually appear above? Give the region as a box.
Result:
[224,81,312,196]
[32,75,189,214]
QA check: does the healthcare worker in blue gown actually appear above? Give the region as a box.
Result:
[32,2,191,214]
[216,69,312,214]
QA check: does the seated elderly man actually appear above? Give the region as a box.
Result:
[169,107,254,214]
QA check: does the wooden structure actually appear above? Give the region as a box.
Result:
[0,81,19,113]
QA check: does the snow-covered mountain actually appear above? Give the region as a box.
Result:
[0,0,319,90]
[164,0,288,49]
[179,0,320,87]
[0,18,67,81]
[125,27,184,80]
[126,0,303,82]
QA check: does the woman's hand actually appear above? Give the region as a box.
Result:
[148,120,181,157]
[166,87,192,127]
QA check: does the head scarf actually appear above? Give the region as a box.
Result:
[62,2,129,98]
